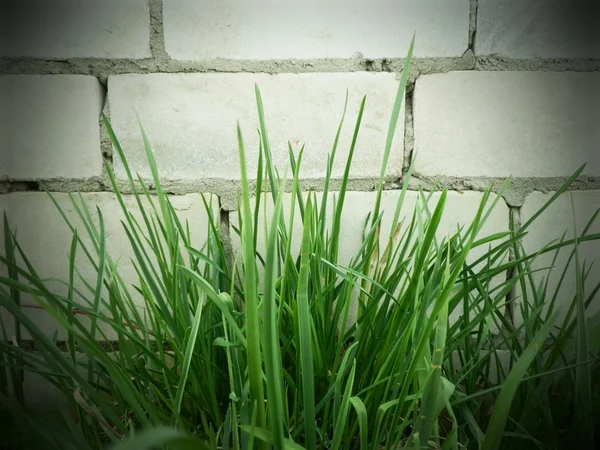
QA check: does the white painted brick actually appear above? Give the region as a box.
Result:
[8,365,76,413]
[516,191,600,326]
[230,190,509,330]
[5,352,90,413]
[476,0,600,58]
[413,72,600,178]
[450,349,512,385]
[163,0,469,60]
[108,73,404,182]
[0,75,104,180]
[0,0,151,58]
[0,192,218,340]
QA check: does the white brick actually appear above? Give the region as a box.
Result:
[476,0,600,58]
[0,0,151,59]
[9,367,74,413]
[5,353,89,413]
[413,72,600,178]
[230,190,509,329]
[108,73,404,182]
[0,75,104,180]
[516,191,600,326]
[163,0,469,60]
[0,192,218,340]
[450,349,512,385]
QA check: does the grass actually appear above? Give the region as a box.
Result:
[1,36,599,450]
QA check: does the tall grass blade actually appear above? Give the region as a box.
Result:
[110,427,211,450]
[263,170,289,450]
[236,122,267,435]
[482,312,558,450]
[297,195,317,450]
[570,194,594,448]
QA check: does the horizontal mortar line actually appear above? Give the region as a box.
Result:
[2,54,599,76]
[408,175,600,208]
[2,176,600,195]
[0,334,546,354]
[3,177,600,212]
[1,339,167,353]
[0,55,474,76]
[410,175,600,190]
[474,56,600,72]
[0,178,404,196]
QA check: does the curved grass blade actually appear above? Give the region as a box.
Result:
[239,426,305,450]
[173,294,204,423]
[349,396,368,450]
[236,122,267,434]
[415,243,452,448]
[109,426,211,450]
[297,195,317,450]
[482,311,558,450]
[330,360,356,450]
[372,33,415,225]
[263,170,288,450]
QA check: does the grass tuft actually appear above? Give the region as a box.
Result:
[1,37,599,450]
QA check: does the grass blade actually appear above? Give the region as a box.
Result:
[236,122,267,434]
[482,311,558,450]
[297,195,317,450]
[263,170,289,450]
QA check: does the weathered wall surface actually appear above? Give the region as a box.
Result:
[1,1,598,368]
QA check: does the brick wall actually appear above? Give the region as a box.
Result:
[1,1,599,343]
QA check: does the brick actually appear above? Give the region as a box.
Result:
[0,75,104,180]
[476,0,600,58]
[413,72,600,178]
[0,0,151,59]
[6,358,84,413]
[5,352,97,413]
[108,73,404,182]
[230,190,510,330]
[163,0,469,60]
[516,190,600,326]
[450,349,512,385]
[0,192,218,340]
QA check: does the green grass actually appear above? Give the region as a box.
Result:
[1,36,599,450]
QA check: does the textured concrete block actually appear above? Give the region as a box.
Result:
[413,72,600,178]
[163,0,469,60]
[0,192,217,340]
[108,73,404,182]
[0,75,104,180]
[516,191,600,326]
[0,0,151,58]
[5,352,91,414]
[476,0,600,58]
[450,349,512,385]
[230,190,510,329]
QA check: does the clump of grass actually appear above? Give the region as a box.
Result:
[1,37,599,450]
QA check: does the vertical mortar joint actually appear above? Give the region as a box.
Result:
[504,206,522,328]
[149,0,169,65]
[468,0,479,51]
[401,80,417,179]
[219,198,234,280]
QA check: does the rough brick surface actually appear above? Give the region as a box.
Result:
[6,353,98,412]
[476,0,600,58]
[108,73,404,182]
[516,191,600,325]
[163,0,469,60]
[0,192,217,340]
[451,350,512,385]
[413,71,600,178]
[230,190,509,329]
[0,75,104,180]
[0,0,151,59]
